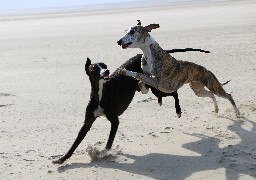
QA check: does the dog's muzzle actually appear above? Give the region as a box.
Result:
[117,39,132,49]
[100,69,110,80]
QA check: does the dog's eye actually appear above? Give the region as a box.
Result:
[129,29,135,35]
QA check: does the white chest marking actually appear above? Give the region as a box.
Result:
[141,55,153,75]
[93,79,106,117]
[140,36,155,75]
[98,79,104,102]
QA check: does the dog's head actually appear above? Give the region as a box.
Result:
[85,58,110,83]
[117,21,160,49]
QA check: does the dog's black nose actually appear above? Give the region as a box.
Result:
[117,39,122,45]
[105,69,110,75]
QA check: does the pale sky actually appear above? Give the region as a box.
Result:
[0,0,138,11]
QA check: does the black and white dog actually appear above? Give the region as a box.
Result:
[52,47,210,164]
[52,54,182,164]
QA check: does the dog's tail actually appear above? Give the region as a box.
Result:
[166,48,210,53]
[221,80,231,86]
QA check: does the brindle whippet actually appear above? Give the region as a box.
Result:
[117,23,240,117]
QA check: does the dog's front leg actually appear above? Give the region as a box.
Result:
[118,68,159,90]
[138,81,149,94]
[52,113,96,164]
[105,116,119,150]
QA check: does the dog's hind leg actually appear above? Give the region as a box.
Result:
[105,116,119,150]
[52,114,96,164]
[203,77,241,117]
[225,94,241,117]
[172,91,182,118]
[190,81,219,113]
[207,84,240,117]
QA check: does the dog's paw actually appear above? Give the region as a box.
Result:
[211,107,219,113]
[52,159,64,164]
[138,81,149,94]
[118,68,137,78]
[236,112,242,119]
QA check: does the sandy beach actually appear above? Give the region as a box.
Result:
[1,0,256,179]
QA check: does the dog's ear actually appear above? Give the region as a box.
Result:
[143,24,160,32]
[85,57,91,75]
[137,20,141,26]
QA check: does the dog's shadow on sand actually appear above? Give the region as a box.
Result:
[58,116,256,179]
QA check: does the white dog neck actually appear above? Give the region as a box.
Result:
[140,36,156,58]
[140,36,156,74]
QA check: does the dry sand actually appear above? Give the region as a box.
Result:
[1,0,256,179]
